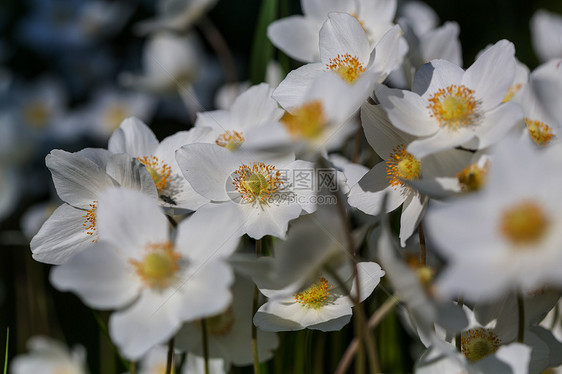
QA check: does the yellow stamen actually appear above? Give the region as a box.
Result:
[232,162,283,204]
[137,155,172,193]
[456,161,489,191]
[326,53,366,83]
[525,118,554,146]
[281,101,327,140]
[386,144,422,188]
[427,85,481,129]
[104,104,130,132]
[502,83,522,103]
[82,201,97,241]
[294,277,333,309]
[500,200,550,246]
[215,130,245,151]
[461,328,500,362]
[130,241,180,290]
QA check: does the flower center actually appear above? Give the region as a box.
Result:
[427,85,481,129]
[23,102,50,128]
[130,241,181,290]
[502,83,522,103]
[457,161,489,191]
[525,118,554,146]
[326,53,366,83]
[500,200,550,246]
[386,145,422,188]
[137,156,172,193]
[82,201,97,241]
[461,328,500,362]
[294,276,333,309]
[104,104,130,131]
[232,163,283,204]
[205,307,235,336]
[215,130,245,151]
[281,101,327,140]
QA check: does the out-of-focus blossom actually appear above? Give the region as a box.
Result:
[136,0,218,34]
[176,275,279,368]
[531,9,562,63]
[10,336,88,374]
[268,0,397,63]
[376,40,523,158]
[50,187,237,359]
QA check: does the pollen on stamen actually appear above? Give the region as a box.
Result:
[232,162,283,204]
[525,118,555,146]
[386,144,422,189]
[82,201,97,241]
[427,84,481,130]
[215,130,245,151]
[500,200,550,246]
[130,241,181,290]
[294,276,333,309]
[281,100,326,140]
[326,53,366,83]
[137,155,172,193]
[457,161,489,192]
[502,83,522,103]
[461,328,501,362]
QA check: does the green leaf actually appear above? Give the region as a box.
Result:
[249,0,278,84]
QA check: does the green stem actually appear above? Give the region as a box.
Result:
[517,291,525,343]
[91,311,130,370]
[130,361,137,374]
[4,328,9,374]
[202,319,210,374]
[252,239,263,374]
[165,337,175,374]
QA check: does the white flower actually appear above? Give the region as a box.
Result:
[274,13,406,111]
[50,187,238,360]
[108,117,210,213]
[348,102,472,246]
[531,9,562,63]
[10,336,88,374]
[176,143,318,239]
[268,0,397,63]
[176,275,279,368]
[425,136,562,301]
[376,40,524,158]
[254,261,384,332]
[136,0,218,34]
[31,149,157,264]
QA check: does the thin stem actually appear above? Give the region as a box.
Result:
[129,362,136,374]
[4,328,9,374]
[334,297,399,374]
[455,297,464,352]
[517,291,525,343]
[418,222,426,266]
[165,337,175,374]
[201,319,210,374]
[92,311,130,370]
[252,239,262,374]
[197,17,238,84]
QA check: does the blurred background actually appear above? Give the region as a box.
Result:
[0,0,561,372]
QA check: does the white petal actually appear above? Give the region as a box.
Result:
[419,22,462,67]
[369,24,408,79]
[105,153,158,197]
[272,63,325,110]
[475,102,523,149]
[267,16,320,63]
[406,128,475,158]
[399,193,427,247]
[463,40,516,111]
[97,187,168,258]
[239,200,303,240]
[108,117,159,156]
[319,13,371,65]
[413,60,465,97]
[50,241,141,309]
[351,262,385,302]
[47,149,117,209]
[230,83,283,130]
[30,204,94,265]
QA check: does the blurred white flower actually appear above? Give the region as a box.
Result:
[136,0,218,34]
[531,9,562,63]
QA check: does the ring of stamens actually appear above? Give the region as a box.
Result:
[215,130,245,151]
[82,201,97,241]
[386,144,422,189]
[281,100,327,140]
[456,161,489,191]
[525,118,554,146]
[232,162,283,204]
[137,155,172,193]
[500,200,550,246]
[427,85,481,130]
[326,53,366,83]
[461,328,500,362]
[130,241,181,290]
[294,276,333,309]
